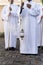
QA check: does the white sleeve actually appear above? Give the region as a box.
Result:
[11,5,20,20]
[17,6,20,16]
[28,4,40,17]
[23,3,40,16]
[36,4,42,23]
[1,6,8,21]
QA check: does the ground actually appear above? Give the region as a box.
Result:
[0,38,43,65]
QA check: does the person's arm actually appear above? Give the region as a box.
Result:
[41,8,43,19]
[36,4,42,23]
[29,9,40,17]
[27,4,40,17]
[1,6,9,21]
[1,6,6,21]
[10,5,20,19]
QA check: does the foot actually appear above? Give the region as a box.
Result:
[5,48,9,51]
[11,47,16,51]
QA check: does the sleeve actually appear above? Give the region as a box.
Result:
[23,2,40,17]
[29,9,40,17]
[36,4,42,23]
[17,6,20,16]
[1,6,9,21]
[11,5,20,16]
[28,4,40,17]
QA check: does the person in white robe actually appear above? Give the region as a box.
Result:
[37,5,43,47]
[1,0,20,50]
[19,0,41,54]
[40,6,43,46]
[35,4,42,47]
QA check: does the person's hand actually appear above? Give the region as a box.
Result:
[9,7,12,11]
[42,8,43,11]
[41,16,43,20]
[27,4,31,9]
[8,7,12,16]
[8,12,11,16]
[2,19,4,21]
[21,2,24,7]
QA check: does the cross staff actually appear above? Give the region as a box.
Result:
[20,0,24,40]
[20,0,24,14]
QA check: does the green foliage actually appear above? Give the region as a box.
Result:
[41,0,43,4]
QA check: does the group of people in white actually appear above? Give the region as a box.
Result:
[1,0,43,54]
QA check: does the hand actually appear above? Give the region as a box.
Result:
[2,19,4,21]
[41,16,43,20]
[9,7,12,11]
[42,8,43,11]
[21,2,24,7]
[27,4,31,9]
[8,12,11,16]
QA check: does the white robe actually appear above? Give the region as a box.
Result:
[20,1,40,54]
[1,4,20,49]
[35,4,42,47]
[41,6,43,46]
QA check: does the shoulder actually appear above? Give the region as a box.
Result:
[3,5,8,9]
[13,4,19,9]
[13,4,18,7]
[30,1,36,4]
[35,3,42,10]
[2,5,8,11]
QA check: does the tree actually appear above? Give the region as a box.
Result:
[41,0,43,4]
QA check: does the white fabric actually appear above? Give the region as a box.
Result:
[24,1,43,47]
[20,1,40,54]
[42,19,43,46]
[41,6,43,46]
[36,4,42,46]
[1,4,20,49]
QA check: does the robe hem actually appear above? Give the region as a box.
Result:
[20,51,38,54]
